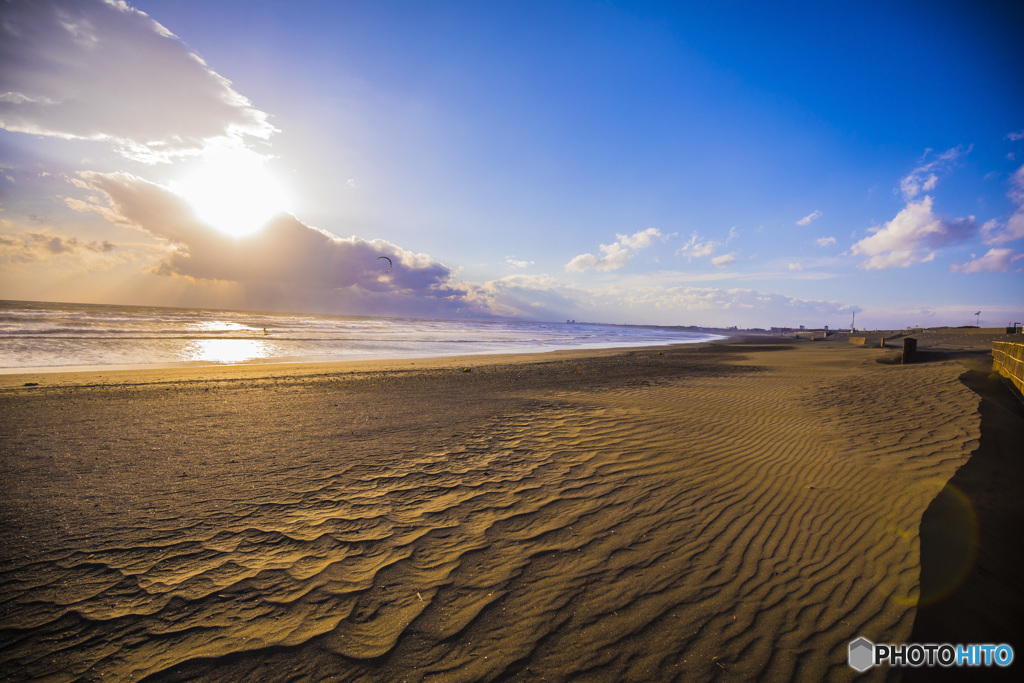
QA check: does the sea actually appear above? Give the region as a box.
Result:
[0,300,718,372]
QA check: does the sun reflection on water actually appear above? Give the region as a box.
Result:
[189,321,259,333]
[183,339,274,364]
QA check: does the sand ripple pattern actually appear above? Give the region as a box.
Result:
[0,351,980,681]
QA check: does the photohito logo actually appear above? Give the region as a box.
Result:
[848,637,1014,671]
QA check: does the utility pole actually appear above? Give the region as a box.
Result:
[851,310,855,332]
[975,311,981,327]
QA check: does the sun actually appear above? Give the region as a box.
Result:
[172,142,291,238]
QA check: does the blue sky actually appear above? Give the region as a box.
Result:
[2,0,1022,328]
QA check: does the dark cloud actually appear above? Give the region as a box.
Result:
[70,171,493,317]
[0,230,120,264]
[0,0,273,161]
[33,233,116,254]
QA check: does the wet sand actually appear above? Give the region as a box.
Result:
[1,337,1019,680]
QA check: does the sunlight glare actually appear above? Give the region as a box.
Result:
[173,141,290,238]
[184,339,274,364]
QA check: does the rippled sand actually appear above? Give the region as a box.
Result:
[0,342,988,680]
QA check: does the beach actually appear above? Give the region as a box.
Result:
[1,336,1021,680]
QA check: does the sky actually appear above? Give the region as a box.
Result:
[1,0,1023,329]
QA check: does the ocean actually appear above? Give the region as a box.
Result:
[0,300,717,372]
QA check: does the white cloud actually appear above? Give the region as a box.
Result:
[900,173,939,199]
[565,245,628,272]
[898,146,968,201]
[711,252,736,268]
[618,227,661,249]
[675,227,740,264]
[1007,131,1024,142]
[815,236,837,247]
[796,210,822,226]
[0,0,275,162]
[506,257,533,269]
[981,164,1024,245]
[565,227,662,272]
[787,262,803,271]
[950,248,1024,273]
[851,196,977,269]
[677,232,719,260]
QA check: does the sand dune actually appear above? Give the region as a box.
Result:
[0,341,991,680]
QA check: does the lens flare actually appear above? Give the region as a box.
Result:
[915,482,979,606]
[885,479,978,607]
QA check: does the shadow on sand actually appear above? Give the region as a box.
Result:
[907,350,1024,679]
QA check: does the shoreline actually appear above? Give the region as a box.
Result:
[0,338,734,389]
[2,334,1020,680]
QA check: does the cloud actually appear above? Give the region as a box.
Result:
[981,164,1024,245]
[1007,131,1024,142]
[796,210,822,226]
[900,173,938,199]
[787,262,803,271]
[676,232,719,260]
[467,273,864,328]
[618,227,661,250]
[898,146,968,200]
[471,274,590,320]
[565,227,662,272]
[66,171,492,317]
[711,252,736,268]
[815,236,837,247]
[505,257,534,269]
[612,284,860,322]
[461,275,862,328]
[950,248,1024,273]
[0,0,274,162]
[850,196,977,269]
[0,227,126,268]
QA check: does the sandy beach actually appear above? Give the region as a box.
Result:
[2,335,1022,681]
